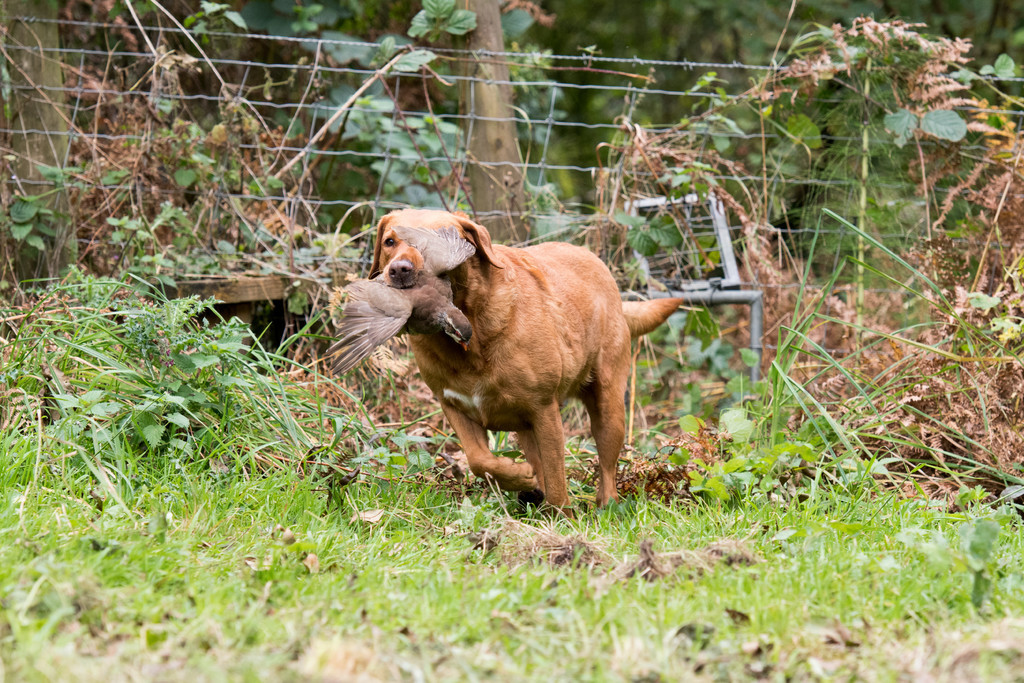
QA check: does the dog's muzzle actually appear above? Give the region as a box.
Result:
[387,259,416,288]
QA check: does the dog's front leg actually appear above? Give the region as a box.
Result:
[440,402,538,492]
[520,401,569,510]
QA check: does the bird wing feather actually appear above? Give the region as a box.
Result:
[328,282,410,374]
[393,225,476,275]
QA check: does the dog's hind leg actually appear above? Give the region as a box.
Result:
[441,403,538,492]
[581,368,628,508]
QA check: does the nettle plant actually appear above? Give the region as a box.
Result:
[2,278,295,475]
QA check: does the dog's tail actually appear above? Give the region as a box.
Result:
[622,298,684,338]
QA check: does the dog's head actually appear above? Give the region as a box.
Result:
[370,209,499,288]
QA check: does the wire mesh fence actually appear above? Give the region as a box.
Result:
[3,15,1022,360]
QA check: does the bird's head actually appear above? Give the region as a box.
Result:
[439,311,472,351]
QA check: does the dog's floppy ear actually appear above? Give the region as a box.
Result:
[453,214,500,268]
[368,212,395,279]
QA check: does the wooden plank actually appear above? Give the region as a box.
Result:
[164,276,294,304]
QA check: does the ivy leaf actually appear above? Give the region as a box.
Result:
[920,110,967,142]
[786,113,822,149]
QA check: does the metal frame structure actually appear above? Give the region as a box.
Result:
[626,194,763,382]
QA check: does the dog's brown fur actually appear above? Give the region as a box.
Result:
[371,209,682,509]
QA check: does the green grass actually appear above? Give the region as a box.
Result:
[4,276,1024,681]
[3,461,1024,682]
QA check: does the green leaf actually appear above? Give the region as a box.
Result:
[613,211,645,228]
[10,222,32,240]
[721,408,754,443]
[648,218,682,248]
[319,31,373,65]
[223,10,247,29]
[993,53,1016,79]
[786,113,822,149]
[10,198,40,224]
[25,235,46,251]
[883,108,917,148]
[678,414,704,434]
[739,347,760,367]
[501,9,533,38]
[136,412,166,449]
[82,390,106,405]
[393,49,436,73]
[174,168,198,187]
[89,401,121,417]
[166,412,190,428]
[444,9,477,35]
[287,289,310,315]
[967,292,1001,311]
[101,169,130,185]
[626,228,659,257]
[407,11,432,38]
[920,110,967,142]
[960,518,1000,568]
[188,353,221,369]
[423,0,455,19]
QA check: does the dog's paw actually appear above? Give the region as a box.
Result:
[517,488,545,508]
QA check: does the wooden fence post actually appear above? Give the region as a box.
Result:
[458,0,527,244]
[2,0,73,284]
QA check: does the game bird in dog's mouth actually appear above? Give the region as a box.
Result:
[328,226,476,374]
[364,208,684,512]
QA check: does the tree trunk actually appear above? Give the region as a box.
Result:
[2,0,73,285]
[458,0,527,244]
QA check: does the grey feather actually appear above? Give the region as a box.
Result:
[392,225,476,274]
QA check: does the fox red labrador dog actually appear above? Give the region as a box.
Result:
[370,209,682,510]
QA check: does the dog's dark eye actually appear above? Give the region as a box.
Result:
[384,238,395,247]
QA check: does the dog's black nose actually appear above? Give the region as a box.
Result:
[388,259,415,286]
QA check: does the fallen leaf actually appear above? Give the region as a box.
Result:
[351,509,386,524]
[303,553,320,574]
